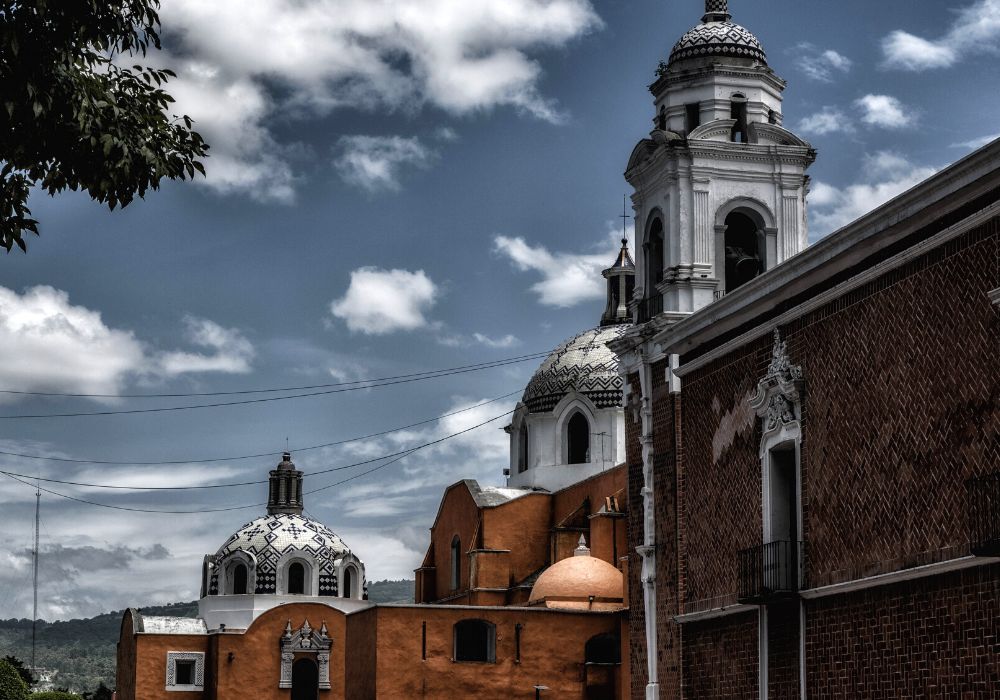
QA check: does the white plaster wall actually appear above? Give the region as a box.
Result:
[198,594,373,630]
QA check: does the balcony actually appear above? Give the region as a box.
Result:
[967,473,1000,556]
[635,294,663,323]
[737,540,801,604]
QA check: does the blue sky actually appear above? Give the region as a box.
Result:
[1,0,998,620]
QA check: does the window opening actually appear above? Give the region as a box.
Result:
[454,619,496,663]
[175,659,195,686]
[422,621,427,660]
[585,633,621,664]
[451,535,461,591]
[768,444,798,544]
[657,105,667,131]
[686,103,701,133]
[288,561,305,594]
[723,212,763,293]
[645,218,665,289]
[567,412,590,464]
[232,563,248,595]
[291,658,319,700]
[731,97,748,142]
[343,566,354,599]
[518,425,529,473]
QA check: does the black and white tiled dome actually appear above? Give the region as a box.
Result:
[669,20,767,66]
[210,513,350,596]
[522,325,630,414]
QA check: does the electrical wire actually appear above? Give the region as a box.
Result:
[0,391,520,467]
[0,408,514,513]
[0,351,550,399]
[0,354,540,420]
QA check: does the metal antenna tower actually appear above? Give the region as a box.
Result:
[31,482,40,673]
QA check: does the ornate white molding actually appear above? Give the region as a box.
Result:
[279,619,333,690]
[165,651,205,691]
[749,330,803,445]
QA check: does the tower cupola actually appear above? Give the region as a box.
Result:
[601,237,636,326]
[267,452,303,515]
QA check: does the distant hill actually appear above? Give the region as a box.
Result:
[0,580,413,692]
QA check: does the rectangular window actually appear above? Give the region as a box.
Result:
[175,660,195,685]
[166,651,205,691]
[686,103,701,133]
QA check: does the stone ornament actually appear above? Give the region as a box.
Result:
[750,329,804,434]
[279,619,333,690]
[164,651,205,690]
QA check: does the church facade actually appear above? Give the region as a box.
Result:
[611,1,1000,698]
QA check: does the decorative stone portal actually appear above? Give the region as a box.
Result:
[279,620,332,691]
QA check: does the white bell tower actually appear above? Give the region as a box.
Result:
[627,0,816,323]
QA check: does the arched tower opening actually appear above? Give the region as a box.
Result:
[724,211,764,292]
[645,217,665,291]
[567,412,591,465]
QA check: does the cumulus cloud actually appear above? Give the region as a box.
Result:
[856,94,914,129]
[791,43,853,82]
[882,0,1000,71]
[157,0,602,200]
[331,267,438,334]
[0,286,255,398]
[494,229,625,307]
[334,135,436,192]
[797,107,854,136]
[809,151,937,236]
[156,316,255,376]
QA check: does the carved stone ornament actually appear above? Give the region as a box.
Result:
[749,329,803,434]
[279,619,333,690]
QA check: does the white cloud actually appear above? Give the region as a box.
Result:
[809,151,937,236]
[438,332,521,348]
[334,135,435,192]
[158,0,602,200]
[951,133,1000,149]
[792,43,853,82]
[798,107,854,136]
[331,267,438,334]
[156,316,255,376]
[494,228,624,307]
[882,0,1000,70]
[0,286,255,399]
[856,94,914,129]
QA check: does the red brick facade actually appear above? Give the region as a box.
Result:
[681,611,758,699]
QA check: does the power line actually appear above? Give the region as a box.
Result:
[0,391,520,466]
[0,353,541,420]
[0,408,514,513]
[0,351,550,399]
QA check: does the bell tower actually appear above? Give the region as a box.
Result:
[628,0,816,323]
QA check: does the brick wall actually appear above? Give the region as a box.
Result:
[806,563,1000,697]
[766,601,800,700]
[681,611,758,699]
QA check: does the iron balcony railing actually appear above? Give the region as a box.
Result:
[967,473,1000,556]
[737,540,801,604]
[635,294,663,324]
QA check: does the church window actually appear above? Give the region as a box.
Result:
[451,535,461,590]
[645,217,665,289]
[723,211,763,292]
[657,105,667,131]
[232,563,248,595]
[288,561,306,594]
[567,412,591,464]
[518,425,529,473]
[686,103,701,133]
[454,619,496,663]
[165,651,204,691]
[730,95,748,142]
[343,565,354,599]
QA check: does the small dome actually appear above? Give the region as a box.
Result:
[522,325,630,414]
[529,551,624,610]
[668,20,767,67]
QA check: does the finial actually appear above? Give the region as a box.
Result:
[574,534,591,556]
[703,0,731,22]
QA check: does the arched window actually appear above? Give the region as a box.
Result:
[518,425,529,473]
[291,658,318,700]
[454,619,496,663]
[724,211,763,292]
[343,566,354,599]
[451,535,461,591]
[288,561,306,595]
[731,93,748,143]
[232,563,248,595]
[567,412,590,465]
[645,218,665,291]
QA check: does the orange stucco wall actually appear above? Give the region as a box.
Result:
[133,634,209,700]
[423,483,481,601]
[481,494,551,585]
[373,605,627,699]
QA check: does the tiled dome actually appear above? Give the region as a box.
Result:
[669,20,767,66]
[210,513,350,595]
[521,325,630,414]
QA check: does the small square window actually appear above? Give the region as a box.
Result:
[166,651,204,691]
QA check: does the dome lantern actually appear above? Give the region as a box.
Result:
[267,452,303,516]
[600,237,636,327]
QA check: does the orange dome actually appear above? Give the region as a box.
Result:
[528,547,624,610]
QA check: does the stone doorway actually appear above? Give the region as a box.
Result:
[292,658,318,700]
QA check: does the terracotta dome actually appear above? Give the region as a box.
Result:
[529,543,624,610]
